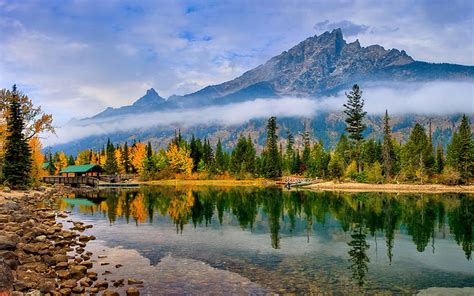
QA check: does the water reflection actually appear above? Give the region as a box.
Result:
[58,187,473,288]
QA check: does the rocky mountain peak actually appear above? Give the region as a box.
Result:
[132,88,165,106]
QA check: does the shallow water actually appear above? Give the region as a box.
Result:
[58,186,474,295]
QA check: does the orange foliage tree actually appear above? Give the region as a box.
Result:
[131,142,147,173]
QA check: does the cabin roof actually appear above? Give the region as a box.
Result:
[60,164,101,173]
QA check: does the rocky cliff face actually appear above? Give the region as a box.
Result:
[177,29,416,102]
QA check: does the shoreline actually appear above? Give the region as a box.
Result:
[0,186,141,295]
[136,179,275,187]
[302,181,474,193]
[133,179,474,193]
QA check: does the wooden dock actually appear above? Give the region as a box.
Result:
[43,175,139,188]
[43,176,99,187]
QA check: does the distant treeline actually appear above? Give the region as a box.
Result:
[48,84,473,185]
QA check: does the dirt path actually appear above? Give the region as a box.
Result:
[303,181,474,193]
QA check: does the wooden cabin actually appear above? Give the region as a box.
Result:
[60,164,103,177]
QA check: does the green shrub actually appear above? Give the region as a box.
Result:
[356,171,368,183]
[367,161,384,184]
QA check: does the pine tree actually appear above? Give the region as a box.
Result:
[104,138,118,174]
[214,139,226,174]
[230,135,255,176]
[68,155,75,166]
[264,116,281,178]
[302,126,311,172]
[2,85,32,189]
[47,152,56,175]
[343,84,367,172]
[202,138,214,168]
[382,110,394,178]
[190,135,203,172]
[401,123,432,182]
[344,84,367,142]
[285,131,294,173]
[435,144,444,174]
[122,142,131,173]
[143,142,156,173]
[245,135,256,174]
[447,115,473,181]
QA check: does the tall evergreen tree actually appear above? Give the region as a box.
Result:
[435,144,444,174]
[2,85,32,189]
[335,134,351,166]
[190,135,203,172]
[202,138,214,167]
[343,84,367,172]
[284,131,295,173]
[230,135,254,175]
[264,116,281,178]
[143,141,156,173]
[302,127,311,172]
[122,142,131,173]
[214,139,226,174]
[382,110,394,178]
[447,115,473,181]
[104,138,118,174]
[401,123,432,181]
[68,155,75,166]
[47,152,56,175]
[245,135,256,174]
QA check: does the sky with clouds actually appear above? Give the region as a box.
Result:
[0,0,473,124]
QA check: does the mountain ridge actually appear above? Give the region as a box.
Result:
[51,28,474,154]
[90,28,473,119]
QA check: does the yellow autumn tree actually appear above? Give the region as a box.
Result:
[76,149,92,165]
[115,148,125,174]
[166,143,193,176]
[131,142,147,173]
[99,150,107,167]
[29,137,46,184]
[54,152,68,173]
[91,151,101,165]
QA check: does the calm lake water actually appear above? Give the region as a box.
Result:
[58,186,473,295]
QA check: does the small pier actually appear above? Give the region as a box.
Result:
[43,176,99,187]
[42,175,139,188]
[277,177,314,189]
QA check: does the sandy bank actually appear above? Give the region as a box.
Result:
[303,181,474,193]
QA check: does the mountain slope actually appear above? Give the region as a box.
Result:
[92,29,473,116]
[52,29,474,154]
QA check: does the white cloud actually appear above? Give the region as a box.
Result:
[43,81,474,146]
[1,1,472,126]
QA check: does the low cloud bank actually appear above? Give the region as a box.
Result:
[44,81,473,146]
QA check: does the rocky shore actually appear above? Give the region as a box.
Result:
[0,186,141,296]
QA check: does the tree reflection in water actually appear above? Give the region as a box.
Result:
[58,187,473,285]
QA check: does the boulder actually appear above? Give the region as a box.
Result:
[0,235,17,250]
[126,287,140,296]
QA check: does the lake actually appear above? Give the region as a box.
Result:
[57,186,473,295]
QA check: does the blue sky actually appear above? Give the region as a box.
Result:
[0,0,473,123]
